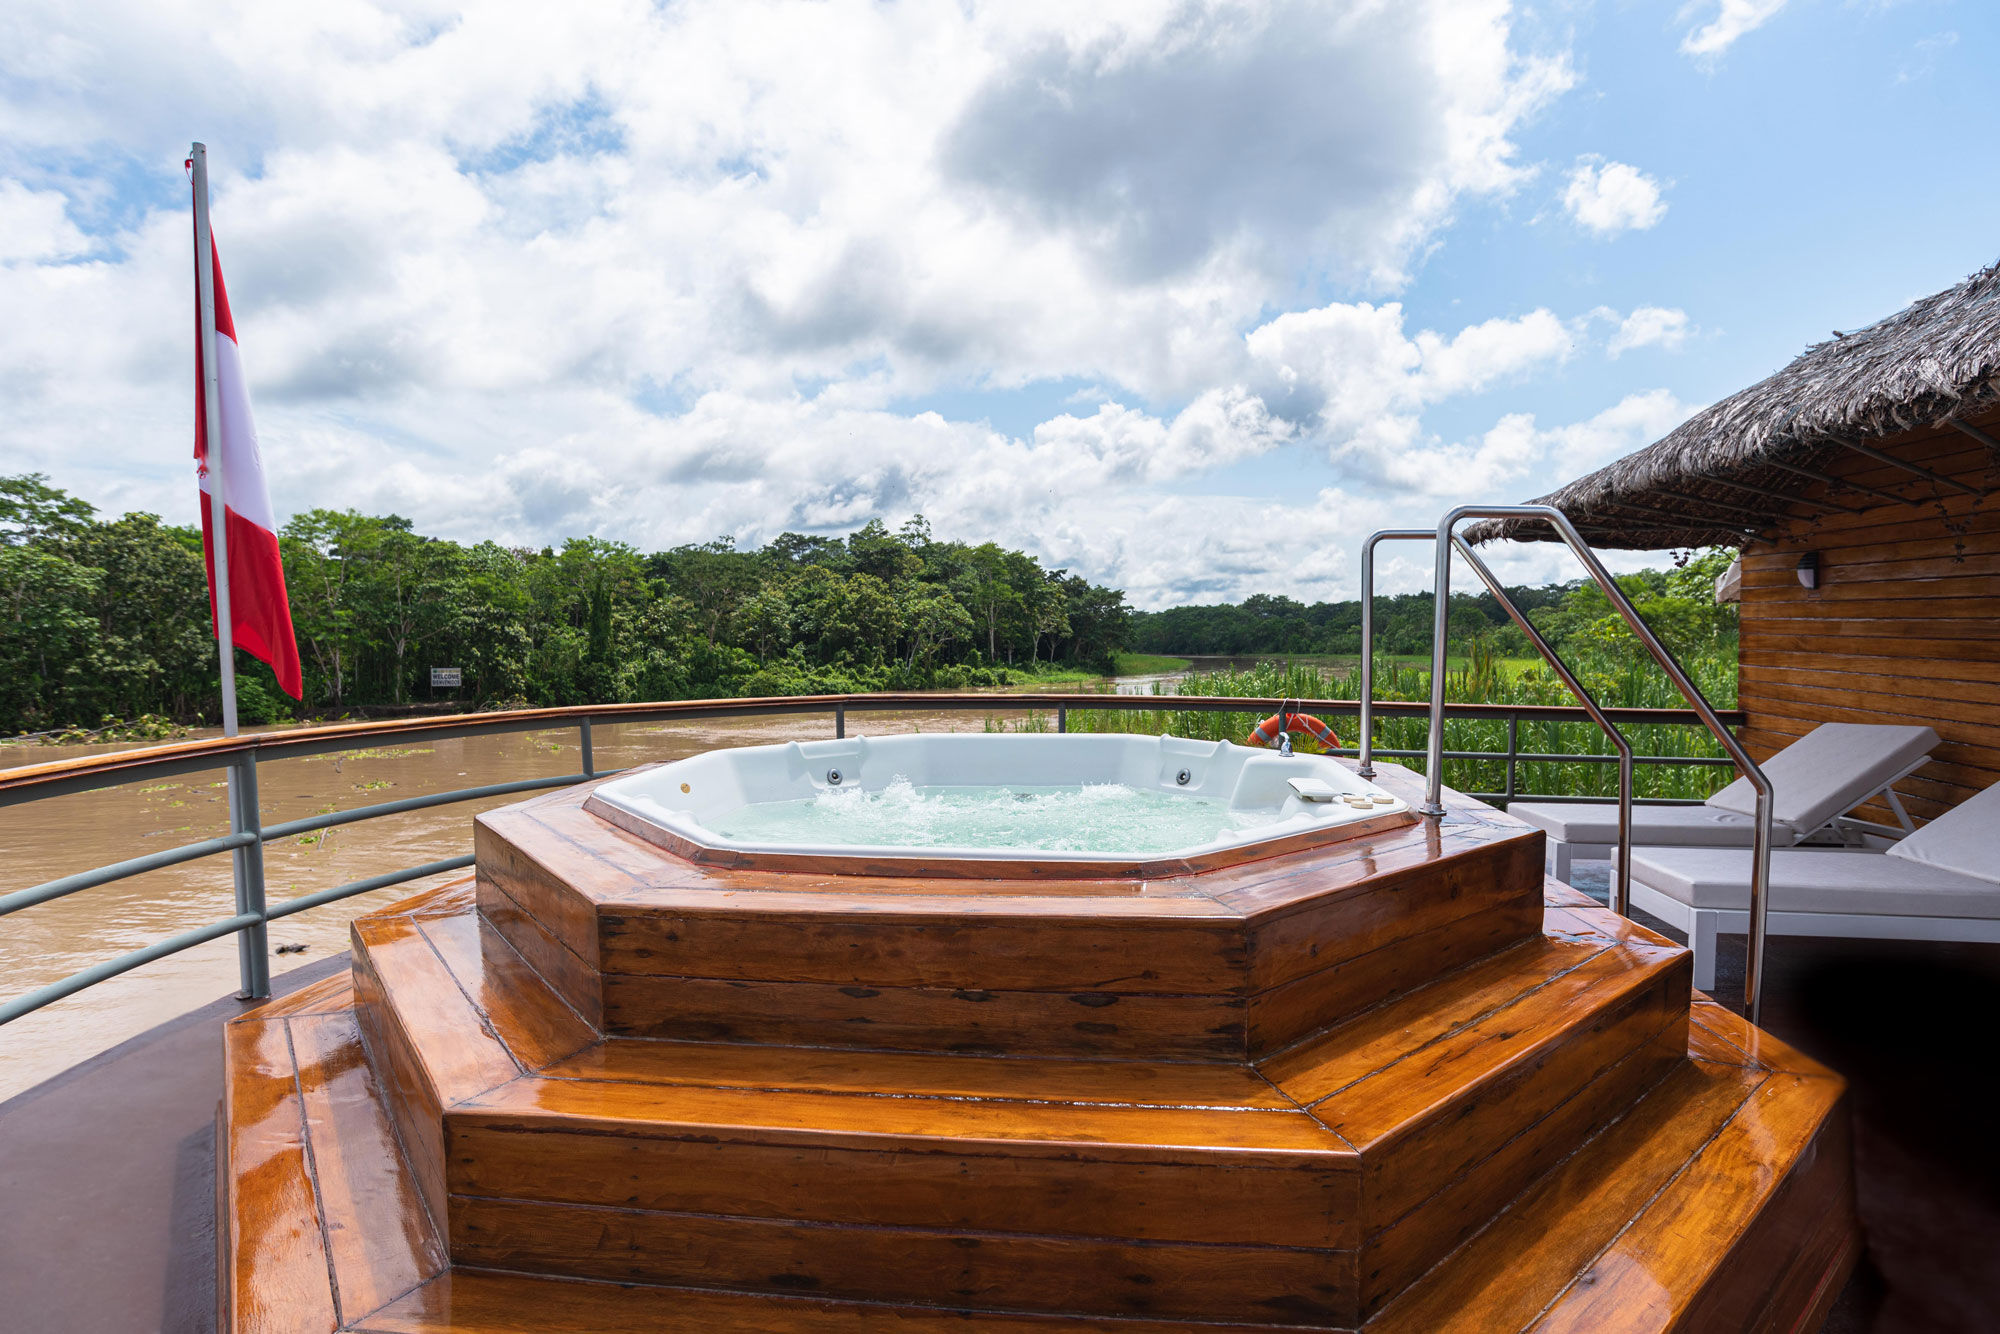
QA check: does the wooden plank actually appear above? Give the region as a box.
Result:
[1238,830,1543,986]
[600,971,1248,1059]
[1739,675,2000,729]
[1246,896,1544,1055]
[1742,659,2000,710]
[1740,565,2000,598]
[1526,1072,1848,1334]
[1741,646,2000,686]
[351,931,449,1231]
[477,875,604,1029]
[1256,934,1614,1104]
[474,812,609,962]
[242,970,354,1021]
[447,1115,1357,1250]
[288,1011,447,1322]
[1687,998,1838,1079]
[352,914,523,1104]
[380,876,478,919]
[1307,944,1688,1226]
[1358,1019,1686,1317]
[1735,614,2000,640]
[1365,1058,1766,1334]
[596,901,1248,993]
[1742,544,2000,580]
[355,1268,1282,1333]
[220,1018,339,1334]
[543,1036,1297,1109]
[446,1193,1359,1326]
[1741,593,2000,619]
[1741,626,2000,663]
[416,908,597,1071]
[458,1072,1348,1156]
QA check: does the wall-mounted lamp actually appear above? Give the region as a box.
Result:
[1796,551,1820,590]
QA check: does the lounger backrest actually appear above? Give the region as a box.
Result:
[1886,781,2000,885]
[1705,723,1938,836]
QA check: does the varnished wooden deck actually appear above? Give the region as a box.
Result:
[216,765,1857,1331]
[220,884,1854,1331]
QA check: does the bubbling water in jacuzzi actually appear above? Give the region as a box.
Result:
[704,775,1265,855]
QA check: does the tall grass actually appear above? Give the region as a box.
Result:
[1068,646,1739,802]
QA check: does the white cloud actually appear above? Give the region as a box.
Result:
[0,180,91,262]
[1368,389,1696,499]
[1563,157,1668,236]
[1608,306,1691,356]
[1679,0,1789,60]
[0,0,1663,605]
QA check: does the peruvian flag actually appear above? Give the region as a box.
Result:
[194,230,303,699]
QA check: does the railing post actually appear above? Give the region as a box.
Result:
[835,704,846,739]
[579,718,596,778]
[1358,529,1434,779]
[1422,527,1454,818]
[230,751,270,1000]
[1504,715,1518,803]
[1057,707,1067,734]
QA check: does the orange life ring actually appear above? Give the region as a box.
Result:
[1245,712,1342,751]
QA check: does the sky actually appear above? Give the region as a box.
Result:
[2,0,1997,608]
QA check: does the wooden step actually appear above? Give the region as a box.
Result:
[348,880,1688,1325]
[222,889,1853,1331]
[1258,928,1689,1317]
[350,898,597,1227]
[219,972,446,1334]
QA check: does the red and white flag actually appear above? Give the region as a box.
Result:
[194,229,303,699]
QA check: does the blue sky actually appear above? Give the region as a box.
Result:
[1,0,1994,607]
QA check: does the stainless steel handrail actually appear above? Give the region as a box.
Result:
[0,689,1746,1028]
[1428,505,1775,1022]
[1361,526,1639,915]
[1449,535,1636,917]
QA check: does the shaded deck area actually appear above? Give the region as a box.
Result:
[2,874,1994,1332]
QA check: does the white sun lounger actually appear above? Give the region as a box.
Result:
[1627,780,2000,990]
[1510,722,1938,884]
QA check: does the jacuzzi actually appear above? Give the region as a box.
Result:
[583,732,1414,878]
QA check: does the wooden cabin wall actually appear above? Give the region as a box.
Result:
[1738,418,2000,825]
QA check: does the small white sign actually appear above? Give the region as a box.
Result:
[429,667,462,688]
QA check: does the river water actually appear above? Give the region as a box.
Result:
[0,702,1073,1102]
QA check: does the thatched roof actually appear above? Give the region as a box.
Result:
[1467,259,2000,548]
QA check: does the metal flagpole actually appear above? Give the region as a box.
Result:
[192,143,238,739]
[192,142,268,997]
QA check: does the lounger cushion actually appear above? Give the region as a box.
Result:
[1506,803,1770,848]
[1629,847,2000,918]
[1886,780,2000,885]
[1704,722,1937,836]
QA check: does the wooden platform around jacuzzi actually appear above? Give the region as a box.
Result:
[219,878,1858,1333]
[472,761,1550,1060]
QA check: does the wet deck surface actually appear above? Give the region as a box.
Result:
[1569,863,2000,1334]
[3,871,1997,1333]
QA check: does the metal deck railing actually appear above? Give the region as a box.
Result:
[1377,504,1774,1023]
[0,687,1745,1029]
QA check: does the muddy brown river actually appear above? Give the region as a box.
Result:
[0,704,1071,1102]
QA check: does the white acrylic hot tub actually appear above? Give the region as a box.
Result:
[583,733,1412,876]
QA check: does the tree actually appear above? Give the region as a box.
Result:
[0,473,95,546]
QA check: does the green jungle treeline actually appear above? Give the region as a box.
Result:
[0,474,1130,733]
[1128,548,1740,663]
[1072,550,1743,799]
[2,473,1739,757]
